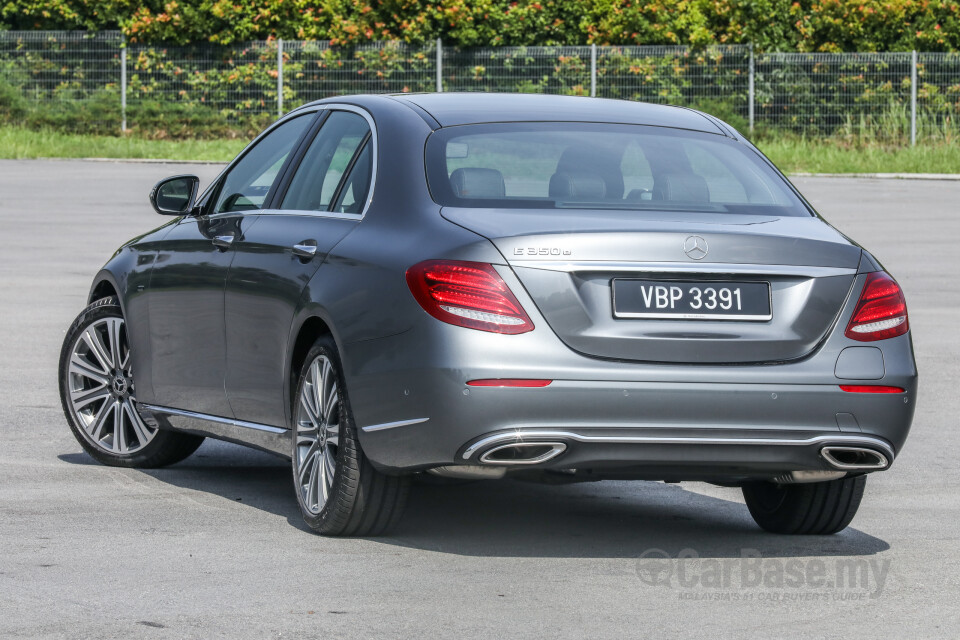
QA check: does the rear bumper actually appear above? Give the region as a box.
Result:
[457,428,894,481]
[344,316,917,478]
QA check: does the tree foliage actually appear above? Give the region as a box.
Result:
[1,0,958,51]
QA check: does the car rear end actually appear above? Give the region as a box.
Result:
[357,113,917,490]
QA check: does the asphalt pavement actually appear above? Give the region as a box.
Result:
[0,160,957,639]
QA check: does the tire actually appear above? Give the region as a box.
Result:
[742,475,867,535]
[291,335,409,536]
[58,296,204,468]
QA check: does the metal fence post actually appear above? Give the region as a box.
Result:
[590,44,597,97]
[277,39,284,116]
[910,50,917,146]
[748,43,755,134]
[436,38,443,92]
[120,44,127,133]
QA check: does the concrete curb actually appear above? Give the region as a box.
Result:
[791,172,960,181]
[31,157,226,165]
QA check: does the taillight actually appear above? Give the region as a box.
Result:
[406,260,534,334]
[844,272,909,341]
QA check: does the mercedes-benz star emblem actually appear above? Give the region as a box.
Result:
[683,235,708,260]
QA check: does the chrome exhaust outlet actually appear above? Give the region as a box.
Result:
[821,446,889,471]
[478,442,567,466]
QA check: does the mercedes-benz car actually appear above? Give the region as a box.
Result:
[59,93,917,536]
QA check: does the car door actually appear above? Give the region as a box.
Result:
[224,108,375,427]
[145,112,315,417]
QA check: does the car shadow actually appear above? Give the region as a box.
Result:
[59,440,890,559]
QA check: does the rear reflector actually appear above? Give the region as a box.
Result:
[406,260,534,334]
[466,379,553,387]
[839,385,905,394]
[844,272,909,341]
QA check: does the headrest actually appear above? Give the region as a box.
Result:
[556,147,624,199]
[450,168,506,199]
[652,173,710,202]
[549,171,607,200]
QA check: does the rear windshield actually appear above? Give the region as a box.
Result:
[424,123,810,216]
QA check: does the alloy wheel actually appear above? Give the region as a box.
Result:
[66,317,157,454]
[295,354,341,515]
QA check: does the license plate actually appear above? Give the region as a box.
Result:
[612,279,772,321]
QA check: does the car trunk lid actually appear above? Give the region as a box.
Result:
[441,208,861,364]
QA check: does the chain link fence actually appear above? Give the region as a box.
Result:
[2,31,958,142]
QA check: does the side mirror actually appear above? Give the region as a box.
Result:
[150,175,200,216]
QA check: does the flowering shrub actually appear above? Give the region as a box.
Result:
[2,1,959,52]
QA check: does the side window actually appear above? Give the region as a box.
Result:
[682,140,750,203]
[332,142,372,214]
[280,111,371,212]
[212,114,312,214]
[620,141,654,200]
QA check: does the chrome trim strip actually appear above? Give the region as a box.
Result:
[361,417,430,433]
[138,403,287,434]
[461,431,895,461]
[511,261,857,278]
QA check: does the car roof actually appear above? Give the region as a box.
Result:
[386,93,726,133]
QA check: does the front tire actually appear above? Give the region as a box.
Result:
[58,296,204,468]
[742,475,867,535]
[291,336,409,536]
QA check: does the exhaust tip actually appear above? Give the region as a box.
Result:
[479,442,567,465]
[821,446,889,471]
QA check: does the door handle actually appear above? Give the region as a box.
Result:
[292,243,318,259]
[212,235,235,249]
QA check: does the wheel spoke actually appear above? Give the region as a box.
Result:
[323,383,338,423]
[82,328,113,374]
[107,319,123,370]
[306,451,319,509]
[71,386,110,411]
[322,448,336,493]
[123,399,153,447]
[299,393,320,431]
[317,449,329,502]
[87,399,114,440]
[70,353,111,386]
[325,420,340,448]
[315,359,327,419]
[298,441,319,484]
[112,401,127,452]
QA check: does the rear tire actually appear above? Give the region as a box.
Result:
[742,475,866,535]
[291,335,409,536]
[59,296,204,468]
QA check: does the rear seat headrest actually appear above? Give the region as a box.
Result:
[549,171,607,200]
[450,168,506,199]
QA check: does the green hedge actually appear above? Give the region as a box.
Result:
[3,1,960,52]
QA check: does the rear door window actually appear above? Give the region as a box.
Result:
[280,111,371,213]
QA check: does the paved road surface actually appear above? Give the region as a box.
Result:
[0,160,957,639]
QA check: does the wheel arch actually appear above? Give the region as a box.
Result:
[87,270,126,317]
[285,307,346,428]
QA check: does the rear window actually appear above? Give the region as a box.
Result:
[424,123,810,216]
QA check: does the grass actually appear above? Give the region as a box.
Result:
[0,126,247,162]
[757,137,960,174]
[1,125,958,174]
